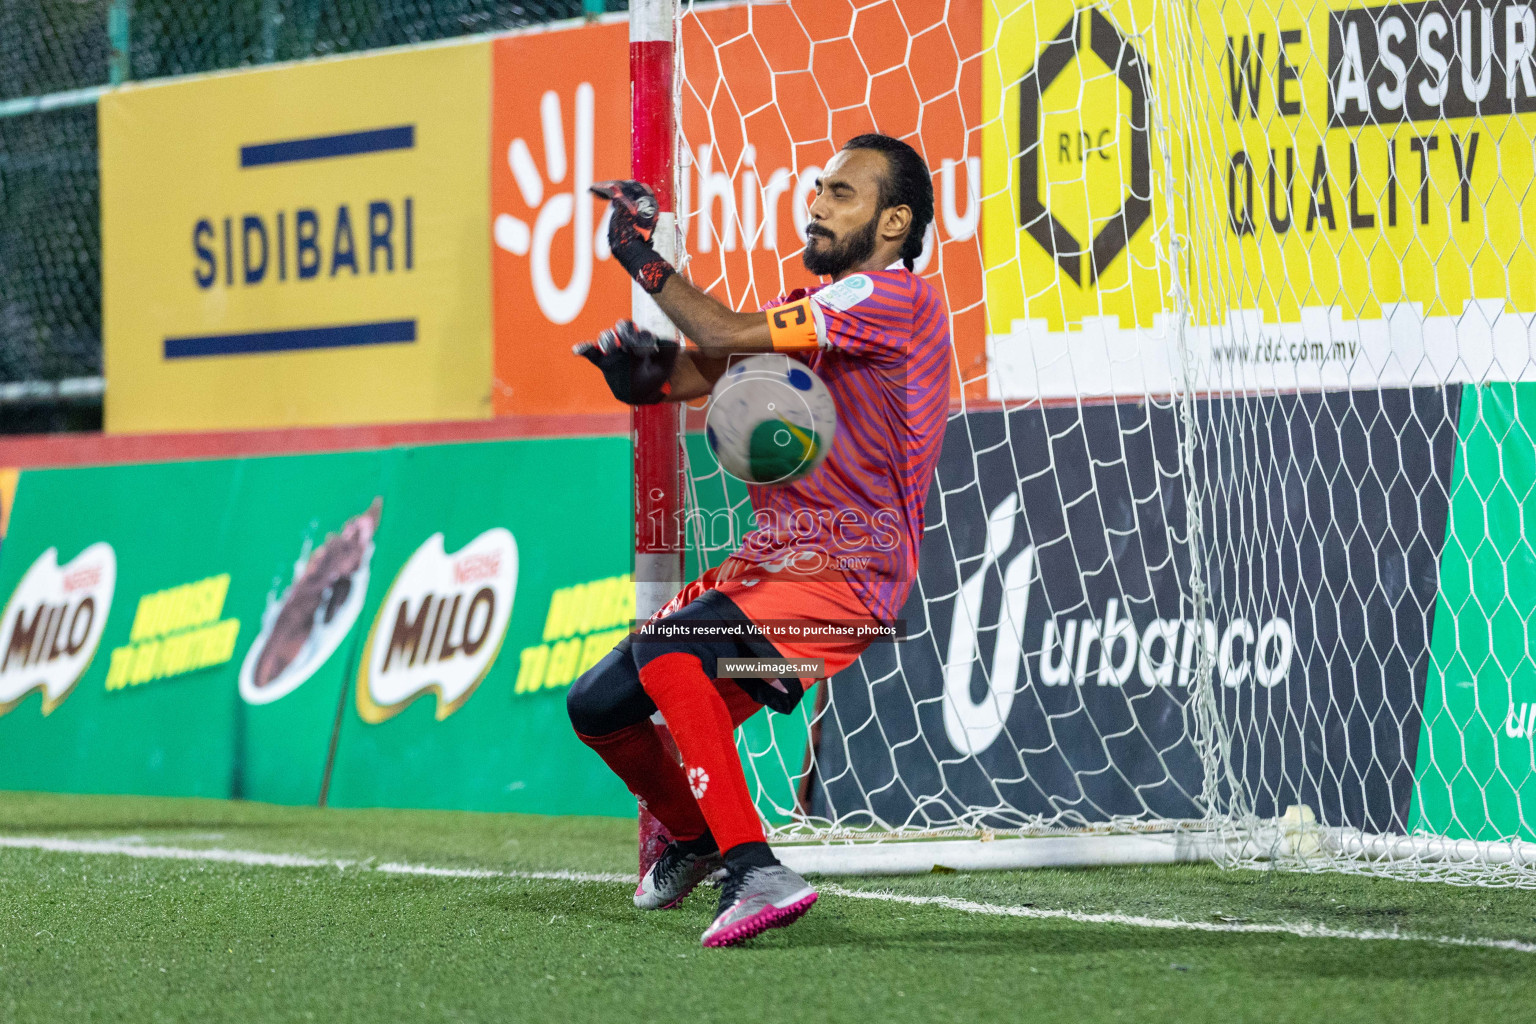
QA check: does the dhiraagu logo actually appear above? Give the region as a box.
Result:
[493,84,612,326]
[490,25,633,418]
[357,529,518,724]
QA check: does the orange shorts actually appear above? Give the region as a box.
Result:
[647,554,878,686]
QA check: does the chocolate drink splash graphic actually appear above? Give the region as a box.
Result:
[253,497,383,689]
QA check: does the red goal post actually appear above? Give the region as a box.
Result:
[629,0,687,877]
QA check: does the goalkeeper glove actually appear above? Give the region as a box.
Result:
[573,319,679,405]
[591,180,675,295]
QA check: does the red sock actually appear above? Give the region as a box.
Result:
[714,677,764,730]
[577,721,709,842]
[639,652,766,852]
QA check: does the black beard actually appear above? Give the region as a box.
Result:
[801,214,879,277]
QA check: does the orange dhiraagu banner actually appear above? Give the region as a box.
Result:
[491,23,633,418]
[490,1,984,417]
[0,468,18,538]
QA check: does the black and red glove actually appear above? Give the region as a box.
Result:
[573,319,679,405]
[591,180,675,295]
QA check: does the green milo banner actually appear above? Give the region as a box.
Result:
[320,441,634,815]
[0,437,638,817]
[1413,383,1536,842]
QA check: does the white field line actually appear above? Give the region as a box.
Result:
[0,835,628,883]
[2,834,1533,954]
[816,884,1536,954]
[0,835,352,870]
[374,861,630,884]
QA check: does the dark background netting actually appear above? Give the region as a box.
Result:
[129,0,617,78]
[0,1,114,103]
[0,0,624,431]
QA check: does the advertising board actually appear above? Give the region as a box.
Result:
[101,41,494,432]
[0,437,636,817]
[812,393,1457,832]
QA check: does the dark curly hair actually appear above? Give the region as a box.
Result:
[841,133,935,271]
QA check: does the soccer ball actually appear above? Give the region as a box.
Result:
[705,353,836,485]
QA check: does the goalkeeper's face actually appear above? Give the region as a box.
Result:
[802,150,884,278]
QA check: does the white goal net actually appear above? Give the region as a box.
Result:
[665,0,1536,885]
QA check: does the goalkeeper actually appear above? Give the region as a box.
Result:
[569,134,950,947]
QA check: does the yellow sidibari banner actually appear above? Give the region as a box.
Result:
[101,42,492,433]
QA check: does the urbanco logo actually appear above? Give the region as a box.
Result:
[357,528,518,724]
[1505,701,1536,741]
[0,543,117,717]
[941,493,1295,758]
[943,494,1033,757]
[493,84,612,325]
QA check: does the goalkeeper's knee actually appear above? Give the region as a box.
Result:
[567,638,656,737]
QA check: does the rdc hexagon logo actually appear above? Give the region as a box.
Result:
[1017,9,1152,286]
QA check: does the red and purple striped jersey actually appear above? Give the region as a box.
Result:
[732,268,950,624]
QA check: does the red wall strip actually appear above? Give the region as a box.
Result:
[0,413,630,469]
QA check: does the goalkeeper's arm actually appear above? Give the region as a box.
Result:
[648,276,773,359]
[664,348,731,402]
[574,320,728,405]
[592,180,816,359]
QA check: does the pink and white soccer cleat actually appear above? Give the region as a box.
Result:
[634,839,723,910]
[700,863,817,947]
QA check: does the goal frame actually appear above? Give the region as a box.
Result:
[621,0,1220,879]
[629,0,689,877]
[626,0,1531,882]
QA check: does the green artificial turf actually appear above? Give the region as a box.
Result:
[2,792,1535,1023]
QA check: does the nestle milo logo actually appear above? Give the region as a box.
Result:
[357,528,517,724]
[0,544,117,717]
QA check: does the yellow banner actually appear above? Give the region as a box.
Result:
[980,0,1187,398]
[101,42,492,433]
[1196,0,1536,322]
[982,0,1175,336]
[983,0,1536,398]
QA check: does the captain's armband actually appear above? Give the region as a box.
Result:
[765,298,826,352]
